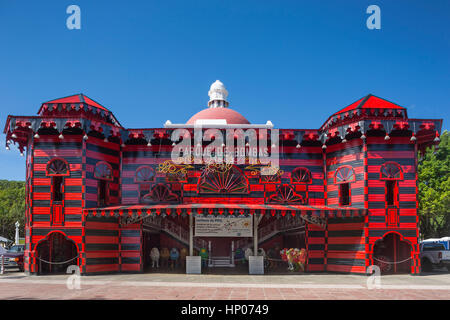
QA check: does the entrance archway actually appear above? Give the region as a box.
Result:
[35,232,78,274]
[372,233,412,274]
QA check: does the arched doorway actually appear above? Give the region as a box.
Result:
[372,233,412,274]
[35,232,78,274]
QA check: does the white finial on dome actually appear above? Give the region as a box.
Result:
[208,80,229,108]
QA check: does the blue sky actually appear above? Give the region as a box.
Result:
[0,0,449,180]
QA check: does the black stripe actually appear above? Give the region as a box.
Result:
[121,244,141,251]
[327,146,363,158]
[33,156,82,164]
[367,144,414,151]
[65,214,82,222]
[31,228,82,236]
[369,215,385,223]
[307,244,325,250]
[308,258,324,264]
[34,142,82,149]
[399,216,416,223]
[121,230,140,237]
[368,158,414,166]
[86,257,118,265]
[33,215,50,222]
[327,161,363,171]
[86,143,120,157]
[328,230,364,237]
[85,229,119,237]
[85,216,118,223]
[368,229,416,238]
[85,244,118,251]
[308,231,325,237]
[327,244,365,251]
[327,217,364,224]
[122,257,140,264]
[327,258,365,266]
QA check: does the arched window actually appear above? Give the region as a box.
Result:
[260,174,281,183]
[198,165,249,194]
[380,162,403,180]
[135,166,155,183]
[94,161,113,207]
[335,166,355,206]
[268,185,305,204]
[94,161,113,181]
[142,184,179,203]
[291,167,311,184]
[46,158,69,176]
[135,166,155,202]
[334,166,356,184]
[380,162,403,207]
[46,158,69,202]
[46,158,69,224]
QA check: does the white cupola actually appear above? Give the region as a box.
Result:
[208,80,229,108]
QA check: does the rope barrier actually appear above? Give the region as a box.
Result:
[36,255,79,265]
[372,256,412,265]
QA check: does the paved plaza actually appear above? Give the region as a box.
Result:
[1,268,450,300]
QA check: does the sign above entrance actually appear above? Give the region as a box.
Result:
[195,216,253,237]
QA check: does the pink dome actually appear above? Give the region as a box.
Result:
[187,107,250,125]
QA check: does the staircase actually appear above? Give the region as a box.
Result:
[209,256,235,267]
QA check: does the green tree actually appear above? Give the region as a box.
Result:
[418,130,450,239]
[0,180,25,241]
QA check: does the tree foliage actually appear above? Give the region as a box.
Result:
[418,130,450,239]
[0,180,25,241]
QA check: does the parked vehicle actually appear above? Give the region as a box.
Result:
[422,237,450,250]
[419,242,450,272]
[1,244,24,272]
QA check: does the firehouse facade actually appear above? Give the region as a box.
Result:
[3,81,442,275]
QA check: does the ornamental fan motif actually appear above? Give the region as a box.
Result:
[166,172,187,183]
[47,159,69,176]
[135,166,155,182]
[143,184,179,203]
[269,185,304,204]
[335,166,355,184]
[260,174,281,183]
[291,167,311,183]
[198,166,248,194]
[380,162,402,180]
[94,162,113,180]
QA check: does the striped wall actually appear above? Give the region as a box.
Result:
[85,136,120,208]
[120,220,143,272]
[121,145,325,205]
[306,222,325,272]
[122,146,178,204]
[31,135,84,225]
[365,136,419,273]
[325,217,367,273]
[325,139,365,208]
[83,216,120,274]
[28,134,84,273]
[275,146,325,206]
[29,227,83,274]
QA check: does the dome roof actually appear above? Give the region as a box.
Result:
[186,107,250,125]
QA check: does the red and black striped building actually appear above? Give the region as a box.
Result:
[3,84,442,275]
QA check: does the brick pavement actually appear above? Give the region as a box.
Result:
[1,270,450,300]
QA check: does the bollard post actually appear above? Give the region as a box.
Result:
[1,255,4,274]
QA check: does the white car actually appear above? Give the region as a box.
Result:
[419,242,450,272]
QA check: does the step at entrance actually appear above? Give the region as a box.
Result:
[209,256,235,267]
